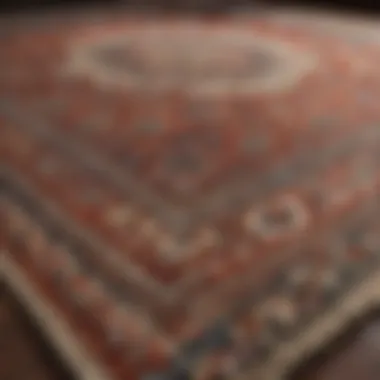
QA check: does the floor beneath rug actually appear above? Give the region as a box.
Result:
[292,312,380,380]
[0,283,71,380]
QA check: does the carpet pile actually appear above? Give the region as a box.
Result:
[2,8,380,380]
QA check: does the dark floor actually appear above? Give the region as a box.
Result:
[292,312,380,380]
[0,283,71,380]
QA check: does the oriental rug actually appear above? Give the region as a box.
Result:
[2,8,380,380]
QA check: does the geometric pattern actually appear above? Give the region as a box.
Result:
[3,8,380,380]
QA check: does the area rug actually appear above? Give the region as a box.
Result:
[2,8,380,380]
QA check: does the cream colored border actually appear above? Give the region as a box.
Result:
[3,252,380,380]
[0,253,111,380]
[238,269,380,380]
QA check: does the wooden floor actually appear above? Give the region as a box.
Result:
[0,282,71,380]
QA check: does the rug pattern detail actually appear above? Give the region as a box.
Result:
[2,12,380,380]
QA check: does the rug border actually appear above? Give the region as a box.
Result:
[0,253,111,380]
[3,256,380,380]
[239,267,380,380]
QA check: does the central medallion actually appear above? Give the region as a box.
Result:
[64,24,318,96]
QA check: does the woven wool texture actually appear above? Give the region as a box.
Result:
[2,9,380,380]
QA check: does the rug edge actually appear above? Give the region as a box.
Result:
[240,269,380,380]
[0,252,111,380]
